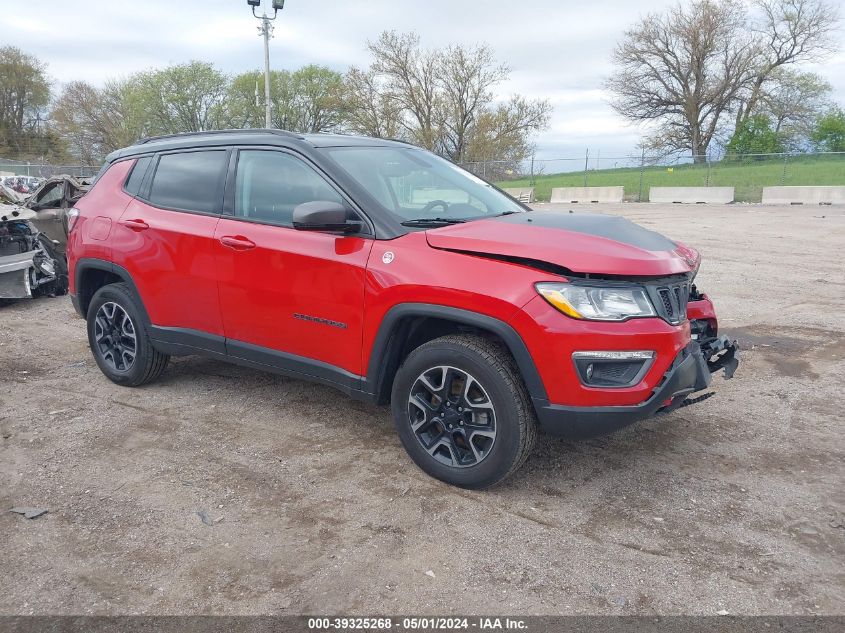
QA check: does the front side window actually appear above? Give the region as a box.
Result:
[322,147,524,224]
[148,150,227,213]
[234,150,343,227]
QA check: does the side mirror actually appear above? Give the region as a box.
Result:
[292,201,361,233]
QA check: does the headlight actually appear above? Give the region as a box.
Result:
[536,282,656,321]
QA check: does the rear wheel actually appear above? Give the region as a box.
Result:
[391,334,537,489]
[86,282,169,386]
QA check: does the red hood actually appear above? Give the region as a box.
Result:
[425,212,699,277]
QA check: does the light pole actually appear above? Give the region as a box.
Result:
[247,0,285,128]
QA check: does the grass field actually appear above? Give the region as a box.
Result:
[495,154,845,202]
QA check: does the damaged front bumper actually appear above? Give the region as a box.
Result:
[535,337,739,438]
[0,214,67,301]
[0,250,39,298]
[0,248,61,300]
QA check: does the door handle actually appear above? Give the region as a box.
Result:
[120,218,149,231]
[219,235,256,251]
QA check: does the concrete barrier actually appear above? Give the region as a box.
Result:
[761,186,845,205]
[549,186,624,203]
[649,187,734,203]
[503,187,534,203]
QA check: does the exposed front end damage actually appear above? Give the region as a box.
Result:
[0,207,68,303]
[659,283,739,414]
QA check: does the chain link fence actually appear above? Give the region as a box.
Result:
[0,159,99,181]
[463,151,845,203]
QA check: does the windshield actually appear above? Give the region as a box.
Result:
[321,146,525,224]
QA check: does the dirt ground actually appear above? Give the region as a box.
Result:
[1,202,843,616]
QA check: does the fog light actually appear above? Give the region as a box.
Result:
[572,351,655,388]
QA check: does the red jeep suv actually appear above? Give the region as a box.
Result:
[67,130,738,488]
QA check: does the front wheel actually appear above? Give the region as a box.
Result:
[391,334,537,489]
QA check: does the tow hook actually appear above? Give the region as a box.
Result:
[701,336,740,379]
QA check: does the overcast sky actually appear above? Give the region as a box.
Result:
[4,0,844,163]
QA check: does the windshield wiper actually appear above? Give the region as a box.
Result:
[400,217,468,227]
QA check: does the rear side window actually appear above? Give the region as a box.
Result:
[148,150,227,213]
[124,156,152,196]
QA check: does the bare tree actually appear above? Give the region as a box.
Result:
[51,81,104,164]
[51,79,144,163]
[438,44,508,162]
[464,96,551,179]
[344,66,402,138]
[606,0,758,161]
[355,31,550,168]
[736,0,840,127]
[367,31,442,150]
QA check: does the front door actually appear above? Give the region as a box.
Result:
[213,149,373,383]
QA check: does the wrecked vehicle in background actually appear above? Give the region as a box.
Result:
[0,175,88,305]
[0,206,67,305]
[18,175,91,256]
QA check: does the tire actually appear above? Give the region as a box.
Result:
[391,334,537,489]
[86,282,169,387]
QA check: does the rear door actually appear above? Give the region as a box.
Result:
[213,148,373,380]
[111,149,228,346]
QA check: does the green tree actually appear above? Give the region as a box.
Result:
[225,70,265,128]
[130,61,229,135]
[0,46,52,157]
[810,108,845,151]
[288,65,346,132]
[756,69,831,149]
[725,114,784,156]
[227,65,346,133]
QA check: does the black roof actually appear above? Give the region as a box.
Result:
[105,129,409,162]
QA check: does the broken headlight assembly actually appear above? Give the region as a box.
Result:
[535,282,656,321]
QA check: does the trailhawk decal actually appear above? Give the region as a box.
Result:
[293,313,348,329]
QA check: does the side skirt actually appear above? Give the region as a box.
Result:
[148,325,374,403]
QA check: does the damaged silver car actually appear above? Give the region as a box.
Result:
[0,207,67,305]
[18,175,90,256]
[0,175,87,305]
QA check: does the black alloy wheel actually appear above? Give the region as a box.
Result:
[407,365,497,468]
[93,301,137,372]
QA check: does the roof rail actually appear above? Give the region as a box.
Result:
[385,137,419,147]
[133,128,304,145]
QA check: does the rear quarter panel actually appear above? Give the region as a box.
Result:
[67,159,136,295]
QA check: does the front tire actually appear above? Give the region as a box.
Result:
[86,282,169,386]
[391,334,537,489]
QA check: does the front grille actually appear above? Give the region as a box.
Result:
[658,289,674,318]
[648,280,690,325]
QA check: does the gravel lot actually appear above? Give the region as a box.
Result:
[1,203,843,616]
